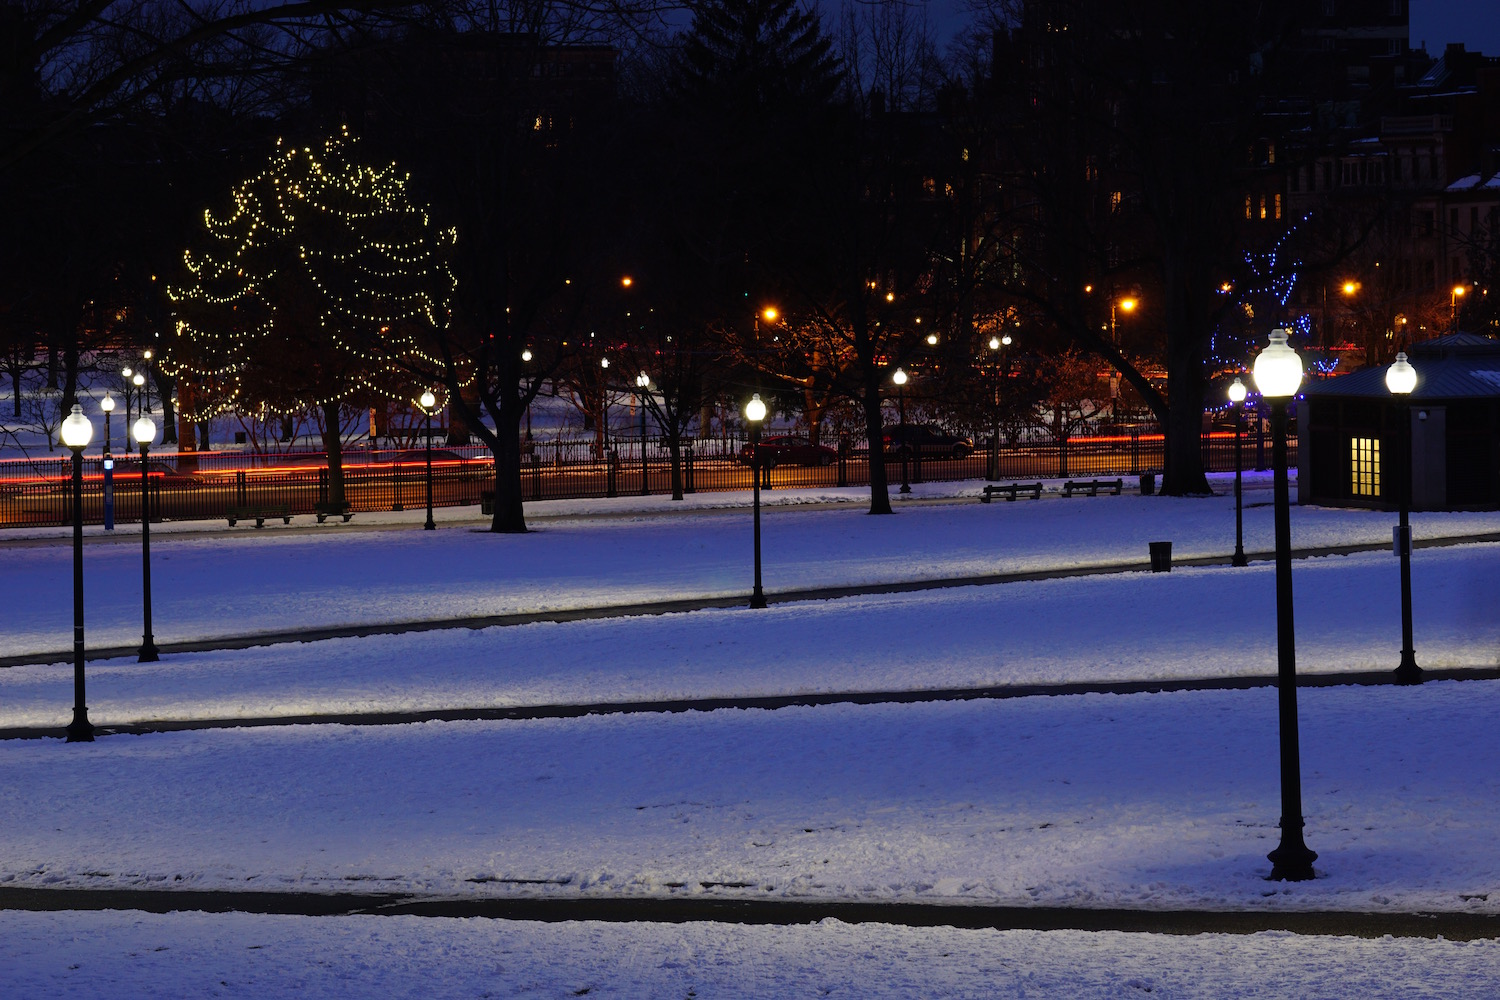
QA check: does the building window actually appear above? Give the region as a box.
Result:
[1274,193,1282,219]
[1351,437,1381,497]
[1246,195,1254,220]
[1259,196,1267,220]
[1110,190,1122,211]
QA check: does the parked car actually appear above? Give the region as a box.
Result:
[737,435,838,468]
[882,424,974,459]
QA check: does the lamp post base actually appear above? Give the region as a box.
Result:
[1231,549,1248,568]
[749,591,767,610]
[66,709,94,743]
[1394,652,1423,686]
[138,642,160,663]
[424,518,436,531]
[1267,834,1318,882]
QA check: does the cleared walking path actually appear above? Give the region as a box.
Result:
[2,885,1498,940]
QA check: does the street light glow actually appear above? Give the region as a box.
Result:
[1385,353,1416,395]
[745,393,767,423]
[131,414,156,445]
[1253,329,1303,398]
[1118,297,1137,313]
[892,367,908,386]
[60,404,93,449]
[1228,377,1247,404]
[419,390,437,410]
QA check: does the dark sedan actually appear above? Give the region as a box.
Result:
[738,435,838,467]
[882,424,974,458]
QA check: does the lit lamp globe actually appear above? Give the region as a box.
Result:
[100,394,116,415]
[745,393,767,423]
[419,390,437,410]
[636,372,650,390]
[132,372,145,389]
[1001,335,1012,347]
[132,414,156,446]
[989,336,1001,350]
[1385,353,1417,396]
[61,405,94,450]
[1252,329,1303,398]
[1228,377,1247,405]
[521,349,532,363]
[926,333,938,346]
[601,357,610,370]
[892,368,908,387]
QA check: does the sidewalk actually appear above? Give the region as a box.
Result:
[3,884,1499,940]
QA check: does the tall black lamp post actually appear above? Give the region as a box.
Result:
[893,367,911,494]
[1253,328,1317,881]
[1228,377,1248,567]
[132,412,160,663]
[1386,352,1421,684]
[420,390,437,530]
[636,372,651,496]
[60,404,95,742]
[746,392,767,609]
[100,392,116,532]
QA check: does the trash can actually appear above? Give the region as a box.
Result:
[1149,541,1172,573]
[1139,473,1155,495]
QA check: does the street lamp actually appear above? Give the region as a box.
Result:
[1252,327,1317,882]
[132,412,160,663]
[121,366,134,426]
[636,371,651,496]
[745,393,768,609]
[1110,296,1137,345]
[419,390,437,531]
[1450,285,1467,333]
[1386,352,1421,684]
[521,349,534,446]
[59,404,95,742]
[893,367,910,494]
[100,393,116,532]
[1228,377,1248,567]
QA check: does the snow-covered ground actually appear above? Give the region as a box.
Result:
[4,480,1500,996]
[5,912,1498,999]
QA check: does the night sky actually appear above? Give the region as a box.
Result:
[1411,0,1500,55]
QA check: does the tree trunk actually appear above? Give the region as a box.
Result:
[319,400,346,508]
[153,370,178,444]
[667,435,683,500]
[861,365,893,515]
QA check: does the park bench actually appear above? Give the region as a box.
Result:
[1061,478,1124,498]
[314,502,354,524]
[227,505,291,528]
[980,482,1043,503]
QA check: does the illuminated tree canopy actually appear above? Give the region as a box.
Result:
[165,126,456,420]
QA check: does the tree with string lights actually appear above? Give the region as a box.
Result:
[164,127,456,509]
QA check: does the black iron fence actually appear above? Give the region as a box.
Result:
[0,430,1295,529]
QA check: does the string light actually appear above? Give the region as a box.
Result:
[162,126,459,420]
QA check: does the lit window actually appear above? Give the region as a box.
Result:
[1351,437,1381,497]
[1274,193,1282,219]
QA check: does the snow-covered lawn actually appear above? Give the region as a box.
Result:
[4,473,1500,661]
[5,911,1498,999]
[4,479,1500,996]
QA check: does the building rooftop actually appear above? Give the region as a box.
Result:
[1303,333,1500,400]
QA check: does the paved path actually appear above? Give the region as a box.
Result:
[1,885,1496,940]
[6,529,1499,670]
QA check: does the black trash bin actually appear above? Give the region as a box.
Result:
[1149,540,1172,573]
[1140,473,1155,495]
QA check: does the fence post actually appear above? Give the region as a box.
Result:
[531,452,542,500]
[318,468,328,508]
[837,432,848,488]
[987,435,998,481]
[236,470,247,507]
[1059,436,1069,478]
[606,450,618,498]
[913,447,924,484]
[684,446,696,494]
[392,459,404,511]
[1131,429,1140,476]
